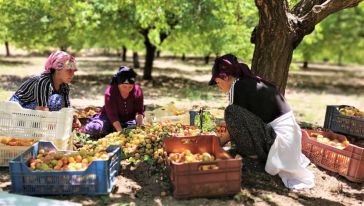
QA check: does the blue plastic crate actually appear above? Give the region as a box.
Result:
[324,105,364,139]
[9,141,122,195]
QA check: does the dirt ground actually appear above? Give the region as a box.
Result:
[0,55,363,205]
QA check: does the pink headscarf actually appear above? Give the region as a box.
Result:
[44,51,77,73]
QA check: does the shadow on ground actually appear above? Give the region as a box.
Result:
[288,73,364,95]
[0,59,31,66]
[1,57,363,100]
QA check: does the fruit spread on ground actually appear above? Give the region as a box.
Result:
[75,106,101,118]
[75,123,206,164]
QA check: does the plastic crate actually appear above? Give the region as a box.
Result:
[323,105,364,139]
[9,141,122,195]
[0,101,74,149]
[0,144,30,167]
[302,129,364,182]
[163,135,242,198]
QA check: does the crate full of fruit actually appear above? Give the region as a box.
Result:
[0,101,74,149]
[9,141,122,195]
[302,129,364,182]
[0,137,37,167]
[163,135,242,198]
[324,105,364,139]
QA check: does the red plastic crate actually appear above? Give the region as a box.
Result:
[163,135,242,198]
[302,129,364,182]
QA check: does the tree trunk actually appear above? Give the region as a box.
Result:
[252,0,363,95]
[141,29,156,80]
[338,50,343,66]
[122,46,127,62]
[303,61,308,69]
[5,41,10,57]
[60,45,67,52]
[204,55,210,64]
[251,26,296,95]
[143,44,156,80]
[156,50,161,58]
[181,53,186,61]
[133,52,140,68]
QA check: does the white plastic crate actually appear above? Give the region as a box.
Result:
[0,101,74,150]
[0,145,30,166]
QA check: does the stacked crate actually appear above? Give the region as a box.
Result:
[0,101,74,166]
[323,105,364,141]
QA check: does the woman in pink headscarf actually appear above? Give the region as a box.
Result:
[10,51,77,111]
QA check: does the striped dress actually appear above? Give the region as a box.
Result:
[12,73,70,108]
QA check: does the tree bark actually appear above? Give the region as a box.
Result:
[181,53,186,61]
[156,50,161,58]
[5,41,10,57]
[251,0,363,95]
[122,46,127,62]
[133,52,140,68]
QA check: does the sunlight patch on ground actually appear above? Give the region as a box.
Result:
[0,89,11,100]
[153,58,211,72]
[0,57,45,77]
[286,88,364,125]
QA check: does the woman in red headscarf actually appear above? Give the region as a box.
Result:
[10,51,77,111]
[209,54,314,190]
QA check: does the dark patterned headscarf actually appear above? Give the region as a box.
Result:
[110,66,137,85]
[209,54,271,86]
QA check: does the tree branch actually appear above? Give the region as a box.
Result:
[292,0,325,16]
[298,0,363,34]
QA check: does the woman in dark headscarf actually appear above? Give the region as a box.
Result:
[84,66,144,138]
[209,54,314,190]
[10,51,77,111]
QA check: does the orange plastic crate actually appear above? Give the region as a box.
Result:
[163,135,242,198]
[302,129,364,182]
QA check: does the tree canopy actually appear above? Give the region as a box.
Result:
[0,0,363,87]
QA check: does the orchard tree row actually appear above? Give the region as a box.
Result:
[0,0,363,93]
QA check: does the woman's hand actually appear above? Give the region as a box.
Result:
[36,106,49,111]
[136,114,144,126]
[217,130,231,146]
[72,115,82,129]
[112,121,122,132]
